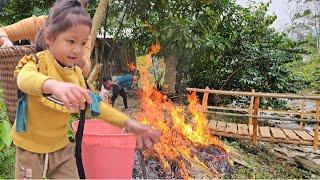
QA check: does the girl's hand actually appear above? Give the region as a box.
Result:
[125,119,161,149]
[76,57,90,77]
[42,79,91,110]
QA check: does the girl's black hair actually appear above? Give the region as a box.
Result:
[35,0,92,51]
[35,28,47,52]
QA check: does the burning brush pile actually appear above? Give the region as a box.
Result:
[131,45,232,179]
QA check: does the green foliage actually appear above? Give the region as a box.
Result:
[186,2,305,94]
[290,35,320,91]
[0,0,10,15]
[0,88,14,178]
[288,0,320,39]
[106,0,306,98]
[0,120,12,150]
[0,0,97,25]
[259,98,289,110]
[68,113,79,142]
[0,88,12,151]
[0,146,15,179]
[0,0,54,25]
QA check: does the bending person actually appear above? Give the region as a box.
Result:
[103,72,139,111]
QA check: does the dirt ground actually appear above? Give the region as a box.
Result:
[111,89,141,116]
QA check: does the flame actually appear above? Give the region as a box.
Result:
[136,44,229,178]
[148,42,161,55]
[127,63,136,72]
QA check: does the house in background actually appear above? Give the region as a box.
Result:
[91,37,136,81]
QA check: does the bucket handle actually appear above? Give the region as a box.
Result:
[75,105,87,179]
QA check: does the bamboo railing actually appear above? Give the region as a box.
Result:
[186,87,320,150]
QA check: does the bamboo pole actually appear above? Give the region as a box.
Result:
[300,99,305,130]
[207,106,248,112]
[248,89,255,125]
[313,101,320,150]
[87,63,103,90]
[186,88,320,100]
[207,105,315,116]
[206,111,320,123]
[202,86,210,112]
[252,96,260,145]
[90,0,108,51]
[210,131,313,145]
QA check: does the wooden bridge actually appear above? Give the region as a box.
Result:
[187,87,320,150]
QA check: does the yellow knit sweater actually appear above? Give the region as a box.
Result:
[10,50,128,153]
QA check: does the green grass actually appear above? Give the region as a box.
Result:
[0,88,15,179]
[0,146,15,179]
[0,88,9,122]
[223,139,312,179]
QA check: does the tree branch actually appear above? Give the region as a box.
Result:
[220,66,242,90]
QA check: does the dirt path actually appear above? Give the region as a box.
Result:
[111,89,141,117]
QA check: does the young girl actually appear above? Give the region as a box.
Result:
[0,0,91,76]
[11,0,160,179]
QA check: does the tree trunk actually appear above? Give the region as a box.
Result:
[90,0,108,51]
[92,42,100,66]
[164,54,177,94]
[317,34,320,56]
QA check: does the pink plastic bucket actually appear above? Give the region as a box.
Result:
[72,119,136,179]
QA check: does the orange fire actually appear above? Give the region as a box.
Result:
[148,43,161,55]
[136,45,229,179]
[127,63,136,72]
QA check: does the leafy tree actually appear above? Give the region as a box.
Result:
[188,2,306,93]
[0,0,54,25]
[0,0,98,25]
[287,0,320,54]
[105,0,306,95]
[1,0,307,95]
[105,0,232,93]
[0,0,10,18]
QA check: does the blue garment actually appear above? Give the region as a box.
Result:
[15,92,102,132]
[90,93,102,117]
[116,74,133,90]
[16,94,27,132]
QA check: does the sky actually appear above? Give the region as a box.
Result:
[236,0,291,31]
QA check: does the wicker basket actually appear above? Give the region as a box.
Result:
[0,46,36,122]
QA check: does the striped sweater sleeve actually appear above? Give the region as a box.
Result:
[16,60,51,96]
[97,102,129,128]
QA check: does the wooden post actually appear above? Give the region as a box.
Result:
[248,89,255,125]
[300,99,305,130]
[252,96,260,145]
[202,86,210,113]
[313,100,320,150]
[90,0,109,51]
